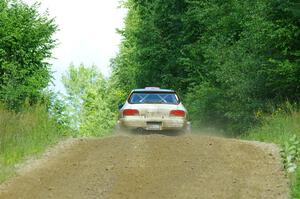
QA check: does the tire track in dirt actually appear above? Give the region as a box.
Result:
[0,134,289,199]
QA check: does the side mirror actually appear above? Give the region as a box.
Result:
[118,103,124,110]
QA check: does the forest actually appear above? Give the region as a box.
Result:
[112,0,300,133]
[0,0,300,196]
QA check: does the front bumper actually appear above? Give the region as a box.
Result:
[118,116,189,131]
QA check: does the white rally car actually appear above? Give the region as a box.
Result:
[117,87,191,133]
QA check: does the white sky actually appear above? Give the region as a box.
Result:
[24,0,127,91]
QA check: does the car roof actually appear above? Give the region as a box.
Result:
[132,88,175,93]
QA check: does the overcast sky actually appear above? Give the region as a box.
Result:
[24,0,127,91]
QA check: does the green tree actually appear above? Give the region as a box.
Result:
[80,77,117,136]
[0,0,57,110]
[114,0,300,133]
[62,64,118,136]
[61,64,99,131]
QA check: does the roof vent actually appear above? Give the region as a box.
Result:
[145,87,160,90]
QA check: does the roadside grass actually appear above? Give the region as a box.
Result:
[243,109,300,198]
[0,105,68,183]
[293,166,300,198]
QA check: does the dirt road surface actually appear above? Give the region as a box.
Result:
[0,134,289,199]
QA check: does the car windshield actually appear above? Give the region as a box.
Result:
[129,92,179,104]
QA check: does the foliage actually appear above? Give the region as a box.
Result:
[0,0,57,110]
[46,90,72,132]
[293,166,300,198]
[281,135,300,173]
[244,103,300,143]
[61,64,100,131]
[113,0,300,133]
[0,104,67,182]
[62,64,119,137]
[80,74,118,136]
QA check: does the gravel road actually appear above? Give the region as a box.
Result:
[0,134,289,199]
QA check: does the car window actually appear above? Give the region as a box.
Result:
[129,92,179,104]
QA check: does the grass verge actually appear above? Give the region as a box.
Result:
[243,109,300,198]
[0,105,68,183]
